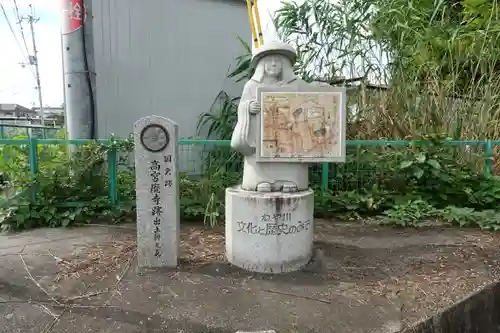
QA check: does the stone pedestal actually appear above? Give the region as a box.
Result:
[225,186,314,273]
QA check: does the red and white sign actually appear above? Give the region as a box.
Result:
[62,0,87,34]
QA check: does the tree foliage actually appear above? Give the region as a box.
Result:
[272,0,500,141]
[276,0,500,90]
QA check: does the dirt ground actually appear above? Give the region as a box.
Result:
[1,219,500,333]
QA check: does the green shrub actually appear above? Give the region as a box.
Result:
[1,135,499,232]
[0,135,135,231]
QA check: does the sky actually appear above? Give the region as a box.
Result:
[0,0,62,107]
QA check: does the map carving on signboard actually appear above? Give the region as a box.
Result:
[261,92,342,159]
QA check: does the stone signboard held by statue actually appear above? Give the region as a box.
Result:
[257,85,346,163]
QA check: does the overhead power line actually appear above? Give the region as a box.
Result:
[12,0,31,56]
[0,1,44,117]
[0,1,36,81]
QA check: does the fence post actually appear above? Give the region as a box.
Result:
[27,138,39,202]
[321,162,329,193]
[484,139,493,176]
[107,144,118,207]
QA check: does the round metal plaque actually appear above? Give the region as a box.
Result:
[140,124,170,153]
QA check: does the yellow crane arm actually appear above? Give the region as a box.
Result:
[246,0,264,48]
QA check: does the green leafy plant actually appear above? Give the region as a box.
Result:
[382,202,500,230]
[0,135,136,232]
[383,199,436,227]
[227,35,252,82]
[434,206,500,230]
[180,168,240,228]
[196,91,240,140]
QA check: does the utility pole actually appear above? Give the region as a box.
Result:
[24,4,44,125]
[61,0,95,140]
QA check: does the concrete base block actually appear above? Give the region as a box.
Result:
[225,186,314,273]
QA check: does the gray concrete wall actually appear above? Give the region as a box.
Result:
[90,0,249,141]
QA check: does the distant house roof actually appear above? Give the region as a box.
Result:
[0,103,36,115]
[32,106,65,116]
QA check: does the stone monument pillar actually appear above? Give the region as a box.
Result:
[134,115,180,268]
[226,41,346,273]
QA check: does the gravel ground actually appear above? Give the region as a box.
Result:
[2,220,499,332]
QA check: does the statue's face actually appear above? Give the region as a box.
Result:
[262,55,283,78]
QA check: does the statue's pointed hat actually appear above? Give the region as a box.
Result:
[250,41,297,72]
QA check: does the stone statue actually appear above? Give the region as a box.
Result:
[231,41,328,193]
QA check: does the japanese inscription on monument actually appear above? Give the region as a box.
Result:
[134,116,180,268]
[236,211,312,236]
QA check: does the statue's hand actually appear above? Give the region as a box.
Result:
[249,101,261,114]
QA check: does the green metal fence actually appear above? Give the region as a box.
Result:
[0,124,61,139]
[0,138,496,208]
